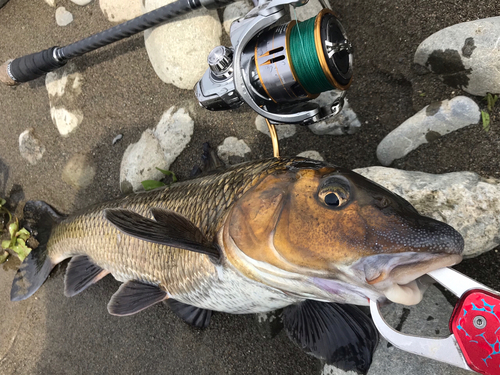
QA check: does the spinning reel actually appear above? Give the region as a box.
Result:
[0,0,353,127]
[195,0,353,125]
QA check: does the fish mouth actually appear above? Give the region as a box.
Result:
[353,252,463,305]
[312,252,462,306]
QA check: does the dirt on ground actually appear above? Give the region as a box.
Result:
[0,0,499,374]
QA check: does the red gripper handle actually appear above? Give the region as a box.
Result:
[450,289,500,375]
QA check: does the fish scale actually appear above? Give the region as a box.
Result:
[47,158,286,305]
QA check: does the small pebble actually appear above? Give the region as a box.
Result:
[19,129,45,165]
[112,134,123,145]
[55,7,74,27]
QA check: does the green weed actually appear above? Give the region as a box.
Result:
[0,198,33,263]
[141,168,177,191]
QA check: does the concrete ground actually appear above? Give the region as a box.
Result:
[0,0,499,374]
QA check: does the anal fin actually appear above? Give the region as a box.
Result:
[64,255,110,297]
[283,300,379,374]
[107,280,168,316]
[165,299,213,329]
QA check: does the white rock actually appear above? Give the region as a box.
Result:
[322,286,469,375]
[46,64,84,136]
[44,0,56,6]
[255,116,296,140]
[120,131,167,193]
[19,129,45,165]
[50,107,83,137]
[70,0,92,5]
[55,7,73,26]
[154,107,194,166]
[46,65,83,98]
[222,1,252,35]
[297,150,324,161]
[217,137,251,164]
[62,153,96,189]
[354,166,500,258]
[376,96,480,166]
[308,98,361,136]
[120,107,194,193]
[414,17,500,96]
[144,0,222,90]
[99,0,142,22]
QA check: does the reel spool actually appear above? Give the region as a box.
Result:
[254,9,352,103]
[195,0,354,125]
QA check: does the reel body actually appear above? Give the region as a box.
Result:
[195,0,354,125]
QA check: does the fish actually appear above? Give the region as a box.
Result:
[10,157,464,374]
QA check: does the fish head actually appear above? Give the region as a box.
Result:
[221,159,464,306]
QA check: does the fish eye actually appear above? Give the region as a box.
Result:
[318,180,350,208]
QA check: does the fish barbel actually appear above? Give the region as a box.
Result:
[10,157,464,372]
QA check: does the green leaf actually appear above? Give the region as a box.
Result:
[17,228,30,241]
[0,198,5,207]
[11,238,32,262]
[155,168,177,183]
[8,221,19,238]
[481,110,490,132]
[0,250,9,264]
[486,93,498,112]
[2,239,11,250]
[419,92,426,97]
[141,180,166,191]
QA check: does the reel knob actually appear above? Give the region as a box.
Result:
[208,46,233,77]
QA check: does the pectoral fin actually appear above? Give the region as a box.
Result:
[64,255,110,297]
[165,299,213,328]
[104,208,220,261]
[108,280,168,316]
[283,300,379,374]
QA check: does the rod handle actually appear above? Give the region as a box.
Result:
[0,47,67,85]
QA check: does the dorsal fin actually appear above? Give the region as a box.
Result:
[104,209,221,262]
[107,280,168,316]
[165,299,213,329]
[64,255,110,297]
[283,300,379,374]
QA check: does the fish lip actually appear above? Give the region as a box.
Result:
[370,253,462,287]
[336,252,463,305]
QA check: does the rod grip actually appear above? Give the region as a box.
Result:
[7,47,66,83]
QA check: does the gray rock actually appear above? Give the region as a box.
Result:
[217,137,251,165]
[296,150,324,161]
[120,107,194,193]
[45,64,84,137]
[255,116,296,140]
[309,98,361,136]
[222,0,252,35]
[414,17,500,96]
[144,0,222,90]
[62,153,96,189]
[18,129,45,165]
[376,96,480,166]
[355,166,500,258]
[99,0,142,22]
[55,7,73,26]
[322,285,469,375]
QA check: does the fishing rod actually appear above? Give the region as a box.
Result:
[0,0,354,126]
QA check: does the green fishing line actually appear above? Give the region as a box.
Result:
[289,14,335,94]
